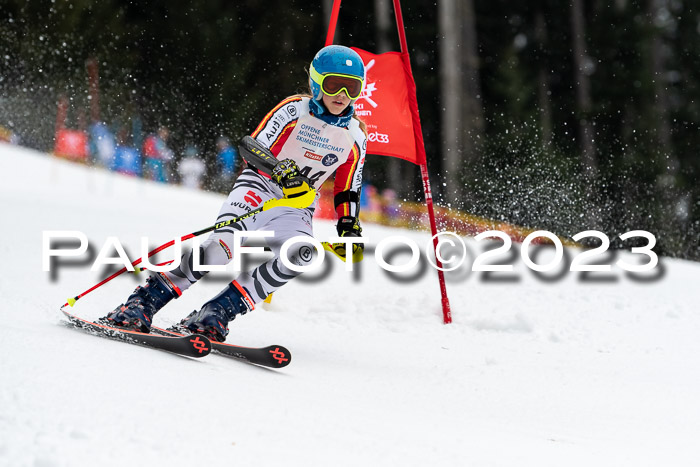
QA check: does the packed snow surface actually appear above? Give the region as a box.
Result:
[1,142,699,466]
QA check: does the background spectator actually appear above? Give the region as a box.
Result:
[382,188,400,225]
[112,127,141,176]
[88,122,116,168]
[142,126,173,182]
[0,124,20,144]
[178,145,206,189]
[214,136,239,191]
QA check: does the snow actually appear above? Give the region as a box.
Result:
[1,142,700,466]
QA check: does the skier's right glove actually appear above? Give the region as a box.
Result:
[271,159,311,199]
[271,159,300,185]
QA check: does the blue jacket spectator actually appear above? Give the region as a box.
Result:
[214,136,239,191]
[89,122,116,168]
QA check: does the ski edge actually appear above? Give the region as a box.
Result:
[61,308,212,358]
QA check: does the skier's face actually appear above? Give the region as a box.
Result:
[322,91,351,115]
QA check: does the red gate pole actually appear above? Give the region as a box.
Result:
[324,0,342,46]
[56,95,68,133]
[86,58,100,123]
[322,0,452,324]
[393,0,452,323]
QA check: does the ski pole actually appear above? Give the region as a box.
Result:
[62,190,316,309]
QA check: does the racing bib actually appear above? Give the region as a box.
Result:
[276,115,356,188]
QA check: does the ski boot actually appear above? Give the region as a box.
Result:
[104,273,180,332]
[178,282,253,342]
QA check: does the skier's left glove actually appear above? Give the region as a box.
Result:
[325,216,364,262]
[271,159,311,199]
[337,216,362,238]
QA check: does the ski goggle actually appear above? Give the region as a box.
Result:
[310,64,364,100]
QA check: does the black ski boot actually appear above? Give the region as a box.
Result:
[178,282,253,342]
[105,273,179,332]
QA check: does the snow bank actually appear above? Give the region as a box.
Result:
[1,142,699,467]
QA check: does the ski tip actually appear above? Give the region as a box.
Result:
[266,345,292,368]
[186,334,213,357]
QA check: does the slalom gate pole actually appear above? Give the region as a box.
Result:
[62,191,316,309]
[321,0,452,323]
[325,0,342,46]
[392,0,452,324]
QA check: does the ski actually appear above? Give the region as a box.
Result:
[61,308,212,358]
[152,326,291,368]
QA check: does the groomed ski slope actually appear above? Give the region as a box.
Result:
[1,142,699,467]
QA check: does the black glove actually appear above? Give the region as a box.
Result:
[337,216,362,237]
[333,216,364,261]
[271,159,300,186]
[272,159,311,198]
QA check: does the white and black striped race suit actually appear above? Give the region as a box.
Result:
[161,96,367,305]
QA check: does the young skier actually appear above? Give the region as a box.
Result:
[103,45,368,342]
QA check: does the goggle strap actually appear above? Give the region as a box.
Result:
[309,64,324,85]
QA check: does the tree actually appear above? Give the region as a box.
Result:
[534,6,552,145]
[570,0,599,227]
[438,0,483,209]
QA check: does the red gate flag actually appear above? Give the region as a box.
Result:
[351,48,419,165]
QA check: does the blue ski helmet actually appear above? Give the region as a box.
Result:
[309,45,366,101]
